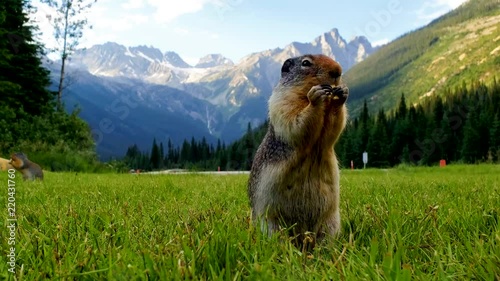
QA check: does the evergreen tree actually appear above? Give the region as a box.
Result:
[159,142,164,169]
[432,96,444,125]
[190,137,198,162]
[124,144,140,169]
[396,93,407,120]
[244,122,255,170]
[140,153,150,171]
[180,140,190,164]
[219,142,228,170]
[460,107,481,163]
[489,114,500,162]
[359,100,371,153]
[167,138,174,164]
[360,99,370,125]
[389,118,407,164]
[0,0,95,167]
[150,138,160,169]
[0,0,55,116]
[367,109,390,167]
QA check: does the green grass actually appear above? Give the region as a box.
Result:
[1,165,499,280]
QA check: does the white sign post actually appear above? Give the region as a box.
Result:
[362,152,368,169]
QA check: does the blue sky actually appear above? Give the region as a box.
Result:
[32,0,468,65]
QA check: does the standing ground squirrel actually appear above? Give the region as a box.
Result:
[10,152,44,180]
[248,54,348,250]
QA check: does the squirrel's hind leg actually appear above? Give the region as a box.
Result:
[317,209,341,243]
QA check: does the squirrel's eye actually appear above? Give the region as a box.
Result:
[301,59,312,67]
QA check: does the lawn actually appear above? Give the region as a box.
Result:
[1,165,499,280]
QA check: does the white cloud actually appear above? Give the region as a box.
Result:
[30,2,64,51]
[91,15,148,32]
[416,0,468,24]
[79,28,120,48]
[373,38,389,47]
[174,27,190,35]
[122,0,144,10]
[183,56,200,66]
[435,0,468,9]
[30,0,150,52]
[146,0,216,23]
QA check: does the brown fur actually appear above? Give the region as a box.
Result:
[0,157,14,171]
[248,54,348,251]
[10,152,44,181]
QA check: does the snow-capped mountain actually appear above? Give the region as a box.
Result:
[62,28,378,157]
[164,51,192,68]
[195,54,234,68]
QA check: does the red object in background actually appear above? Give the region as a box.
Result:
[218,166,220,172]
[351,160,354,170]
[439,160,446,167]
[136,169,141,174]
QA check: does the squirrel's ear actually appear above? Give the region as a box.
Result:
[281,59,294,77]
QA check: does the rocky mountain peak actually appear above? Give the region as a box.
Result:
[347,36,375,64]
[195,54,234,68]
[164,51,192,68]
[314,28,345,48]
[128,45,163,62]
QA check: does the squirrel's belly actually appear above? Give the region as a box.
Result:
[271,164,337,226]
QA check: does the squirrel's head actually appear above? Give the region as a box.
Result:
[279,54,342,88]
[10,152,27,169]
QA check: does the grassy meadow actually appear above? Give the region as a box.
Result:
[1,165,499,280]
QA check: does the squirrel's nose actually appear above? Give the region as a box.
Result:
[329,70,341,79]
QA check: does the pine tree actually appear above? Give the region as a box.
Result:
[0,0,54,116]
[159,142,165,169]
[124,144,140,169]
[460,107,481,163]
[180,140,190,165]
[396,93,407,120]
[367,109,390,167]
[0,0,94,161]
[360,99,370,125]
[244,122,255,170]
[190,137,198,162]
[358,100,371,153]
[150,138,160,170]
[432,96,444,126]
[167,138,174,165]
[489,114,500,162]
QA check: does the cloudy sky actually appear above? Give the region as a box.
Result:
[31,0,469,65]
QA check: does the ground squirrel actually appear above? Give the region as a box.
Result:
[248,54,348,250]
[9,152,44,180]
[1,157,14,171]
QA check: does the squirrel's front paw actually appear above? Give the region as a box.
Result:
[330,85,349,106]
[307,85,334,106]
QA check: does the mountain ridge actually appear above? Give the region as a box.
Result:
[63,27,378,157]
[343,0,500,115]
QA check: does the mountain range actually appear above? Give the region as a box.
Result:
[57,28,376,159]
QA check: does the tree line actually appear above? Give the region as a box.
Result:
[123,123,264,171]
[337,79,500,168]
[1,0,99,171]
[124,79,500,171]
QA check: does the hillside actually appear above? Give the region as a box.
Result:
[344,0,500,115]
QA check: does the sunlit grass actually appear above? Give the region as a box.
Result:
[1,165,499,280]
